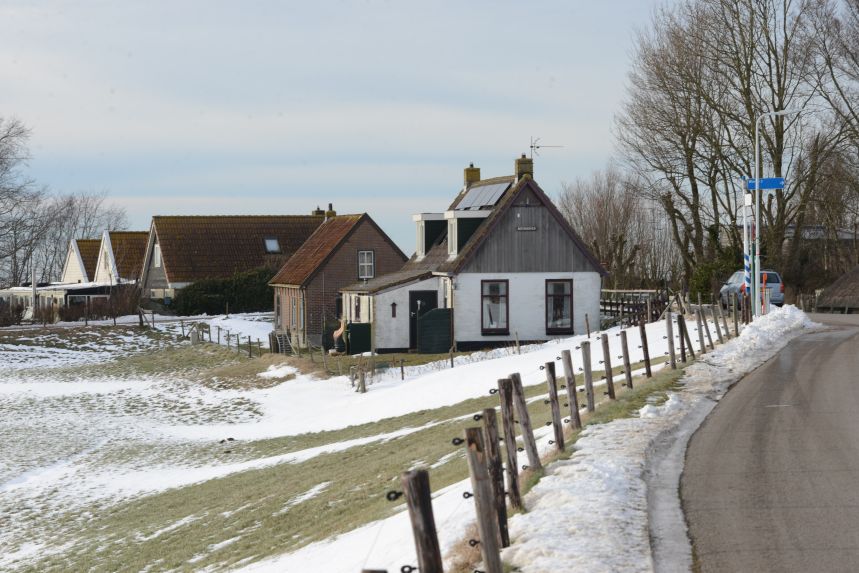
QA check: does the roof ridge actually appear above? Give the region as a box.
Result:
[152,214,324,219]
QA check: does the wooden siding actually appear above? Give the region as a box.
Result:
[462,189,602,274]
[275,217,407,345]
[141,237,170,293]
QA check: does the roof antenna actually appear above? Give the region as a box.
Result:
[529,136,563,159]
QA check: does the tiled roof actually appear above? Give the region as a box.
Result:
[75,239,101,280]
[270,214,365,286]
[108,231,149,280]
[153,215,324,283]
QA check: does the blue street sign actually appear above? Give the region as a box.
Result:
[747,177,785,190]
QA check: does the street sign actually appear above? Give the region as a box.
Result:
[747,177,785,190]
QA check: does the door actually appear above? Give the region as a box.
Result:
[409,290,438,349]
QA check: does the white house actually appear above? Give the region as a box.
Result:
[340,156,607,352]
[59,238,101,284]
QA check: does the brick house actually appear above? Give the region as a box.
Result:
[270,213,407,349]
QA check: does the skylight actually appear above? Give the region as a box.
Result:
[264,238,281,253]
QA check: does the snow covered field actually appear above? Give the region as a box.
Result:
[0,307,814,572]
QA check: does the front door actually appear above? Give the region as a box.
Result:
[409,290,438,349]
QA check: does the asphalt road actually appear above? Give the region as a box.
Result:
[681,313,859,572]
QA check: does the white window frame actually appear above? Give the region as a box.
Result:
[153,244,162,268]
[358,250,375,279]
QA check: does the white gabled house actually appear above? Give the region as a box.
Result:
[340,156,607,352]
[60,238,101,284]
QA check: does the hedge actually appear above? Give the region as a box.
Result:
[170,267,276,316]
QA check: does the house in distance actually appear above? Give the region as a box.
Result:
[269,212,407,349]
[340,156,607,353]
[139,212,327,303]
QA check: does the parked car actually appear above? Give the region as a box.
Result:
[719,269,785,307]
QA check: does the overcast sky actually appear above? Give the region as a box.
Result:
[3,1,662,252]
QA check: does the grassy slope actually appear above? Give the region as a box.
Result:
[5,330,683,572]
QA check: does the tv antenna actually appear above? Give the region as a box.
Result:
[529,136,563,158]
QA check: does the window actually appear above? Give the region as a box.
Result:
[291,297,297,327]
[354,295,361,320]
[264,238,281,254]
[358,250,375,279]
[153,244,162,268]
[391,302,397,318]
[546,280,573,334]
[448,220,458,256]
[481,280,509,334]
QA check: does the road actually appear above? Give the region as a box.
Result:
[682,313,859,572]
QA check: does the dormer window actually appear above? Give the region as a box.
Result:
[264,238,281,254]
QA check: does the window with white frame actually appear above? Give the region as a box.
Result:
[153,244,162,268]
[481,280,509,334]
[358,250,375,279]
[545,280,573,334]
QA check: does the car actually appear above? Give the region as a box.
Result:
[719,269,785,308]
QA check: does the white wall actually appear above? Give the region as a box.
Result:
[373,277,445,350]
[60,242,86,284]
[452,272,601,343]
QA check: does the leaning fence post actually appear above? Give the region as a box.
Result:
[544,362,565,452]
[620,330,633,390]
[665,313,677,370]
[463,428,504,573]
[678,315,695,360]
[639,319,652,378]
[600,333,616,400]
[710,305,724,344]
[510,373,542,472]
[401,469,444,573]
[497,378,521,510]
[678,316,687,363]
[561,350,582,429]
[732,293,740,336]
[695,309,706,354]
[481,408,509,547]
[701,309,714,350]
[717,301,730,339]
[581,341,595,412]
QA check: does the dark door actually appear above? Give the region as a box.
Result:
[409,290,438,349]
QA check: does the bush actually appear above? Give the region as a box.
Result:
[0,302,24,327]
[170,267,276,316]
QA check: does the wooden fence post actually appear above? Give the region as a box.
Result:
[180,320,185,338]
[358,368,366,393]
[400,358,405,380]
[620,330,633,390]
[248,336,253,358]
[510,373,542,472]
[665,313,677,370]
[581,341,595,412]
[717,301,730,339]
[678,315,687,363]
[639,319,652,378]
[401,469,444,573]
[600,333,616,400]
[585,313,591,338]
[481,408,509,547]
[695,309,706,354]
[710,305,724,344]
[561,350,582,429]
[678,315,695,360]
[449,348,454,368]
[496,378,521,510]
[700,309,714,350]
[463,428,504,573]
[732,293,740,336]
[544,362,564,452]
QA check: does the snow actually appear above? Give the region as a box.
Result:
[235,306,817,573]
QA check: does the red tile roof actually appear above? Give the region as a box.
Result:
[153,215,324,283]
[108,231,149,280]
[75,239,101,281]
[269,214,365,286]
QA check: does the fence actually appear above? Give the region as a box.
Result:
[600,289,671,328]
[360,292,748,573]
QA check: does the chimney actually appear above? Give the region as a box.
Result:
[464,162,481,187]
[515,153,533,181]
[312,205,325,216]
[325,202,336,220]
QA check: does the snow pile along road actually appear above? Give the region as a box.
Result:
[501,305,817,573]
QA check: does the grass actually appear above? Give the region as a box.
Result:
[2,326,688,572]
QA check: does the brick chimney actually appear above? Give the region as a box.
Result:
[464,162,481,187]
[325,202,336,220]
[312,205,325,216]
[515,153,533,181]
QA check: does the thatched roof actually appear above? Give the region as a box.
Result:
[817,265,859,309]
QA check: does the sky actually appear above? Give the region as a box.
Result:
[2,1,663,252]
